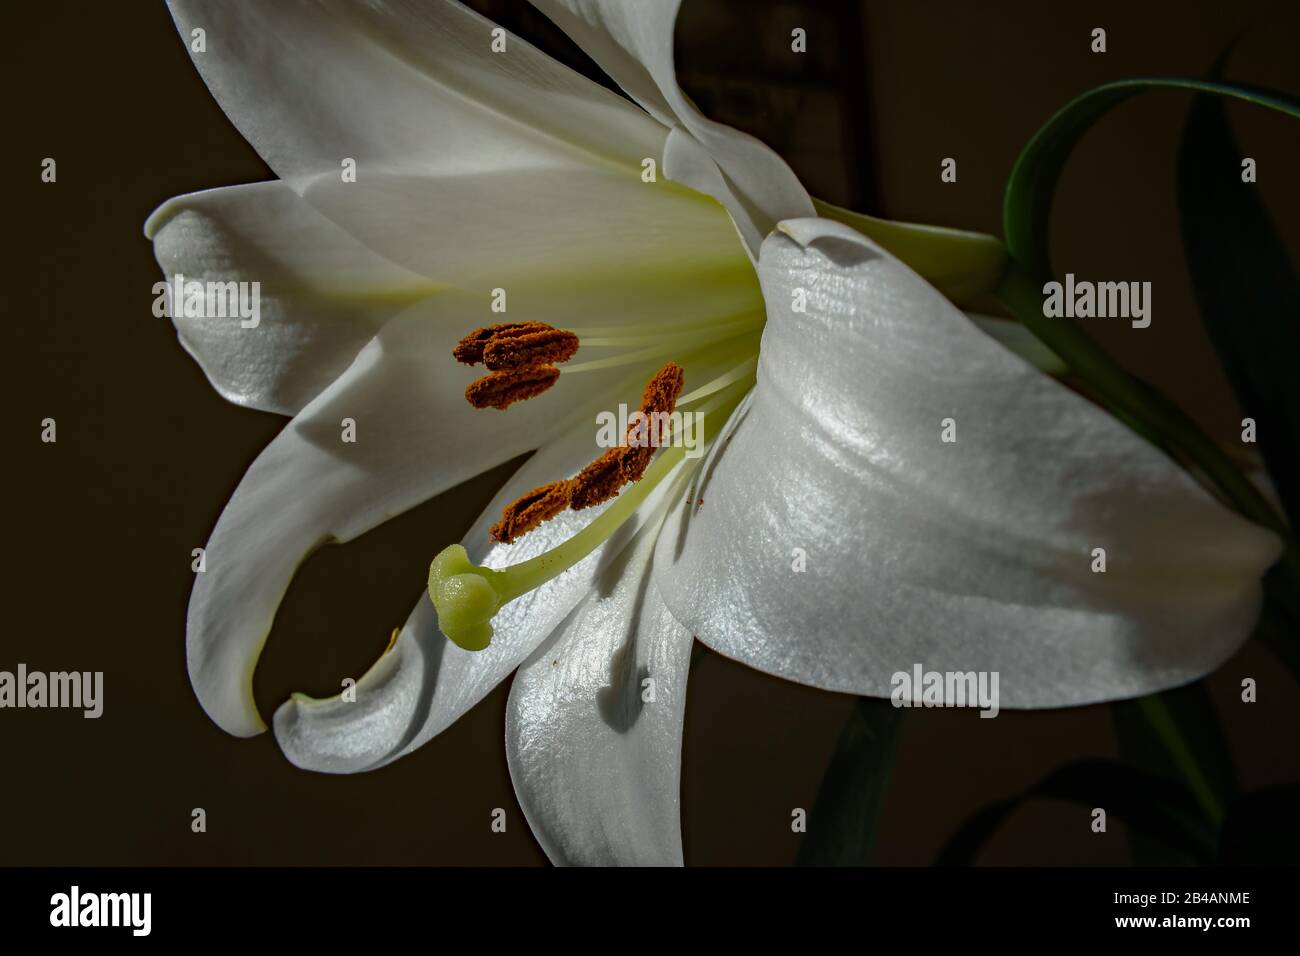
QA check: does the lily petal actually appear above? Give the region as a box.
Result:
[654,218,1282,708]
[506,508,692,866]
[146,181,435,415]
[529,0,815,253]
[272,418,688,773]
[164,0,740,284]
[191,293,650,738]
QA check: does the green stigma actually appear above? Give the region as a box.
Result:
[427,545,506,651]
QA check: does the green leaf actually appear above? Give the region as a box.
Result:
[796,697,904,866]
[1178,85,1300,527]
[936,759,1217,866]
[995,81,1300,539]
[995,74,1300,673]
[1003,78,1300,279]
[1111,683,1236,863]
[1175,73,1300,667]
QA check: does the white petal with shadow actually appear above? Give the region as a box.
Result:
[506,506,693,866]
[653,218,1281,709]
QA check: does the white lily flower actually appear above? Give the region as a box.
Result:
[147,0,1280,866]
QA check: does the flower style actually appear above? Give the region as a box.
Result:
[147,0,1281,865]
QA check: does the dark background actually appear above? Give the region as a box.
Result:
[5,0,1299,865]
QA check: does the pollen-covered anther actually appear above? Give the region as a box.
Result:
[619,362,684,483]
[487,361,687,541]
[453,321,579,368]
[490,479,575,544]
[638,362,685,417]
[484,326,579,370]
[453,322,532,366]
[570,449,628,510]
[465,365,561,410]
